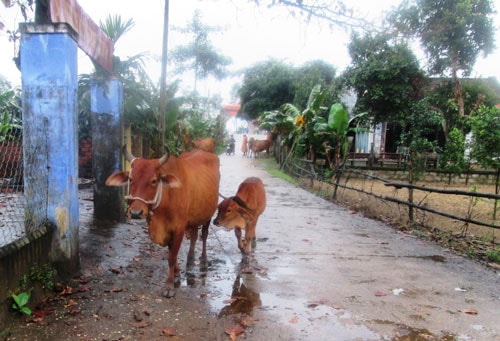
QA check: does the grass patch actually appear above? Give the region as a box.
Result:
[260,158,299,186]
[485,249,500,263]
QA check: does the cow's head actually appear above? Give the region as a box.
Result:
[105,147,181,220]
[213,196,252,230]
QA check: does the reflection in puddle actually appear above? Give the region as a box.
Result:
[218,275,262,317]
[209,265,380,340]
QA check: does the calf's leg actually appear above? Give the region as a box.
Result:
[234,228,244,252]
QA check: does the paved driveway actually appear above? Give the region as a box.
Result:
[213,145,499,340]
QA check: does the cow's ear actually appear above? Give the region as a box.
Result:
[105,171,129,187]
[162,173,182,188]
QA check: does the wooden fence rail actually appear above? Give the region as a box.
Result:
[281,156,500,232]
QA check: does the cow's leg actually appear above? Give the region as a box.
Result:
[242,221,257,264]
[234,228,244,253]
[187,227,198,267]
[163,231,184,298]
[200,220,209,263]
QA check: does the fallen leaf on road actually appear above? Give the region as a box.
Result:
[162,327,177,336]
[132,321,152,328]
[374,290,387,296]
[463,308,478,315]
[59,286,73,295]
[64,299,77,308]
[109,267,124,274]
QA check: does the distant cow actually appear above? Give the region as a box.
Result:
[248,132,272,158]
[192,137,215,153]
[213,177,266,263]
[105,147,220,298]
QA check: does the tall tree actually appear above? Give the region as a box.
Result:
[238,59,295,121]
[389,0,496,122]
[343,32,425,125]
[170,10,231,92]
[292,60,339,110]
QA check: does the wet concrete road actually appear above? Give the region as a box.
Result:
[212,152,500,340]
[5,145,499,340]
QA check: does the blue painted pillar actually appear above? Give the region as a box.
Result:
[20,23,80,276]
[91,78,125,222]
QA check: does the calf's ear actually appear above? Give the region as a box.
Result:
[236,206,252,220]
[105,171,129,187]
[162,173,182,188]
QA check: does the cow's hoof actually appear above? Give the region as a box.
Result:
[241,254,250,264]
[162,288,176,298]
[199,256,208,272]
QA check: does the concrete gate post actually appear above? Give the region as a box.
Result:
[91,78,125,222]
[20,23,80,276]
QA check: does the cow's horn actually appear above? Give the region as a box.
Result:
[158,145,171,165]
[123,145,136,162]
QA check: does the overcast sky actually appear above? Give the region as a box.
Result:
[1,0,499,103]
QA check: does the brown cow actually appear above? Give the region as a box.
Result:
[105,147,220,297]
[248,133,272,158]
[192,137,215,153]
[213,177,266,263]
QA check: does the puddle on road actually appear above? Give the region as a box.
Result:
[206,260,380,340]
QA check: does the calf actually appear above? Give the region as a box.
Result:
[213,177,266,263]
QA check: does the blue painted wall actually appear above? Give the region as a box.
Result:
[21,24,80,275]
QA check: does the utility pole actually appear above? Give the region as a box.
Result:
[158,0,169,151]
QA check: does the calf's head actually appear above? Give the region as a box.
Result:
[213,196,252,230]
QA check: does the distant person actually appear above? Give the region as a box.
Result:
[226,135,236,155]
[241,134,248,156]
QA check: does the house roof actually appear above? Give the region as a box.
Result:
[221,104,240,117]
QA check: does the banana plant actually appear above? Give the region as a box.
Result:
[314,103,368,169]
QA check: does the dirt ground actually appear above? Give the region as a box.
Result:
[1,141,499,340]
[299,175,500,266]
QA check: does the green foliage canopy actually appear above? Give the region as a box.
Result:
[238,60,296,121]
[389,0,496,78]
[344,32,425,125]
